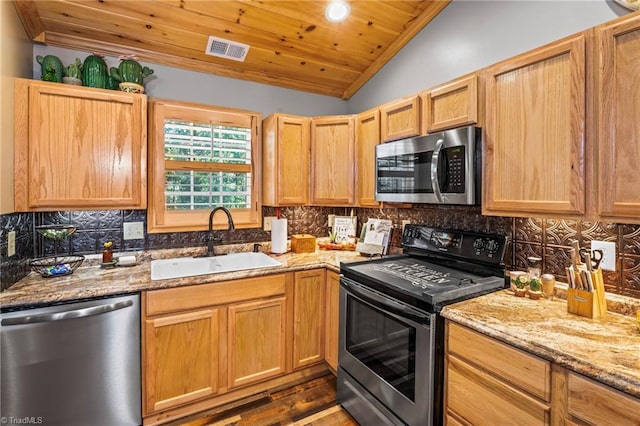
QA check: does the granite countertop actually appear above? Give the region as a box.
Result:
[441,290,640,398]
[0,244,368,309]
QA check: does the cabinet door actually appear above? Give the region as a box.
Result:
[483,34,586,217]
[262,114,310,206]
[355,108,381,207]
[228,297,286,388]
[567,372,640,425]
[324,270,340,372]
[310,115,355,205]
[292,269,326,370]
[380,95,421,142]
[422,74,479,133]
[14,79,147,211]
[595,14,640,222]
[144,309,219,414]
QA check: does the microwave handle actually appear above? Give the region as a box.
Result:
[430,138,445,202]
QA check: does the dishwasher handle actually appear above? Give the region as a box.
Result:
[1,299,134,326]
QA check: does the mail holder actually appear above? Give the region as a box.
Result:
[567,268,607,319]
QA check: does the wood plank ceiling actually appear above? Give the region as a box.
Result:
[13,0,450,99]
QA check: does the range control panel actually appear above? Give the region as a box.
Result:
[401,225,507,265]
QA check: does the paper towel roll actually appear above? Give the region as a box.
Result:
[271,218,288,254]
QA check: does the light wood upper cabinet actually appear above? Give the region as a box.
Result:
[422,74,480,133]
[262,113,310,206]
[595,13,640,223]
[292,269,326,370]
[482,33,587,217]
[228,297,287,388]
[355,108,381,207]
[379,95,421,142]
[14,78,147,211]
[144,309,219,414]
[310,115,355,206]
[324,270,340,372]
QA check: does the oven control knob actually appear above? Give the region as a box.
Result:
[473,238,485,252]
[486,239,499,254]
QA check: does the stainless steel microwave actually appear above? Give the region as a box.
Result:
[375,126,480,205]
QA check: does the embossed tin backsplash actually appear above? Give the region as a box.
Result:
[513,218,640,299]
[1,207,639,298]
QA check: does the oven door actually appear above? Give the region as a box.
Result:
[337,276,436,426]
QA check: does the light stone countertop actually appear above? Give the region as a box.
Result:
[3,246,638,400]
[0,244,367,309]
[441,289,640,398]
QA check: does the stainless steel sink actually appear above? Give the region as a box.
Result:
[150,252,282,281]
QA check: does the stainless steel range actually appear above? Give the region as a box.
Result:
[337,224,508,426]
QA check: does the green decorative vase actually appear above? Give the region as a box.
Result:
[82,55,108,89]
[36,55,64,83]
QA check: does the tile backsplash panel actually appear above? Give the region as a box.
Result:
[1,207,638,299]
[513,218,640,299]
[0,212,33,291]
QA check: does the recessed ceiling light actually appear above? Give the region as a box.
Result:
[325,0,350,23]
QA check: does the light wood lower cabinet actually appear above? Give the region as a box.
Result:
[143,271,338,423]
[143,275,287,417]
[445,320,640,426]
[567,372,640,425]
[446,321,551,425]
[291,269,326,370]
[228,297,286,388]
[324,270,340,372]
[144,309,219,413]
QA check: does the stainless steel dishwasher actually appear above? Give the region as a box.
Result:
[1,293,141,425]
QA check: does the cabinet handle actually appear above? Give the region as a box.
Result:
[1,300,134,326]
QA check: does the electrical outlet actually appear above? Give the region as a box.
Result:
[328,214,335,229]
[263,216,276,231]
[401,220,410,233]
[591,240,616,271]
[123,222,145,240]
[7,231,16,257]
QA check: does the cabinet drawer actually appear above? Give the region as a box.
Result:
[447,355,550,425]
[568,372,640,425]
[146,274,287,315]
[447,322,551,401]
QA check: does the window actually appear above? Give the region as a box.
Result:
[148,99,261,233]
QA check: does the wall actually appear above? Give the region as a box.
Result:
[31,45,348,118]
[347,0,628,113]
[0,2,34,290]
[0,1,32,214]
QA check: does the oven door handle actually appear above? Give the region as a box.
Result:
[430,138,445,202]
[341,277,431,325]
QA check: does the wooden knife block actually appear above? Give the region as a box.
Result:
[567,268,607,319]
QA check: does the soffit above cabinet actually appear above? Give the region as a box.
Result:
[14,0,450,99]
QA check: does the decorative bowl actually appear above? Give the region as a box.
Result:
[119,82,144,93]
[30,255,85,277]
[35,225,77,241]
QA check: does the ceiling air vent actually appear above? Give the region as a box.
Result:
[205,36,250,62]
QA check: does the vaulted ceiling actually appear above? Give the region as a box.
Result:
[13,0,451,99]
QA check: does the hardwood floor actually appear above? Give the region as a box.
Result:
[172,374,358,426]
